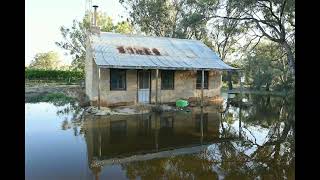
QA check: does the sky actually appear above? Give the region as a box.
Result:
[25,0,128,66]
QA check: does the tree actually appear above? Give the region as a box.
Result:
[120,0,173,36]
[119,0,217,39]
[29,51,61,70]
[83,11,114,32]
[56,19,87,71]
[56,11,133,72]
[242,42,287,91]
[208,11,246,90]
[212,0,295,77]
[114,21,133,34]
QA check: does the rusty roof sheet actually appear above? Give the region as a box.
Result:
[90,32,237,70]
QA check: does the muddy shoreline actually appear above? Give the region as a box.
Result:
[25,84,89,106]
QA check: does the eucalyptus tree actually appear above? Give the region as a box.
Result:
[119,0,217,40]
[212,0,295,77]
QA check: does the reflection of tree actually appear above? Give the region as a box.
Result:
[122,154,219,180]
[56,102,85,136]
[120,93,294,179]
[61,118,71,130]
[215,94,295,179]
[79,94,294,179]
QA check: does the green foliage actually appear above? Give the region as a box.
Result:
[242,42,291,91]
[122,0,173,36]
[120,0,217,39]
[222,0,295,75]
[114,21,133,34]
[55,19,87,71]
[25,69,84,82]
[27,93,75,106]
[56,11,133,72]
[83,12,114,32]
[29,51,62,70]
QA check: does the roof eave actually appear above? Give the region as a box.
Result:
[96,65,237,71]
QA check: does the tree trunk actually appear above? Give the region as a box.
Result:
[227,71,233,90]
[282,41,295,76]
[266,95,271,107]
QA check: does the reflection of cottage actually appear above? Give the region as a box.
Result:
[84,108,225,177]
[85,7,236,107]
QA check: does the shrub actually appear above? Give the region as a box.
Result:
[25,69,84,83]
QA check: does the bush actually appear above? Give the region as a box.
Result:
[27,93,76,106]
[25,69,84,83]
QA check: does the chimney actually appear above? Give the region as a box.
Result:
[92,5,98,26]
[91,5,100,35]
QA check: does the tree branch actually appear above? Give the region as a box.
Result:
[250,35,263,51]
[212,15,281,42]
[280,0,287,19]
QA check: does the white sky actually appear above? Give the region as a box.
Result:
[25,0,128,66]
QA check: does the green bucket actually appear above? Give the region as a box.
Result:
[176,99,189,108]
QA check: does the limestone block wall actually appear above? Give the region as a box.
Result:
[86,67,222,106]
[99,69,137,106]
[150,70,222,104]
[85,44,98,101]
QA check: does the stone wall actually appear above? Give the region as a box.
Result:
[85,41,98,101]
[86,68,222,107]
[98,69,137,106]
[150,70,222,105]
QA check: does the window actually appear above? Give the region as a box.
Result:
[161,70,174,90]
[110,69,126,90]
[196,71,209,89]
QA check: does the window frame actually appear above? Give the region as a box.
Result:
[196,71,209,89]
[110,69,127,91]
[161,70,175,90]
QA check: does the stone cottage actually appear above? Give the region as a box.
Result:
[85,25,236,107]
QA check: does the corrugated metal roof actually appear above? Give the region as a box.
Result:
[90,32,237,70]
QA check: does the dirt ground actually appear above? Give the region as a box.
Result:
[25,83,88,104]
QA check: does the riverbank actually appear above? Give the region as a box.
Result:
[25,82,89,106]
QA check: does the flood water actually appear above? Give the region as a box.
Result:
[25,93,295,180]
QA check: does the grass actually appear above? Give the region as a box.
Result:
[26,92,76,106]
[25,80,80,87]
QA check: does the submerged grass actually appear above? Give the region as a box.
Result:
[27,93,76,106]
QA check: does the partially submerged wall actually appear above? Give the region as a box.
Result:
[85,40,98,102]
[98,69,137,106]
[87,68,222,107]
[150,70,222,105]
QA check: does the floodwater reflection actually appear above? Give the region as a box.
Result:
[25,94,294,180]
